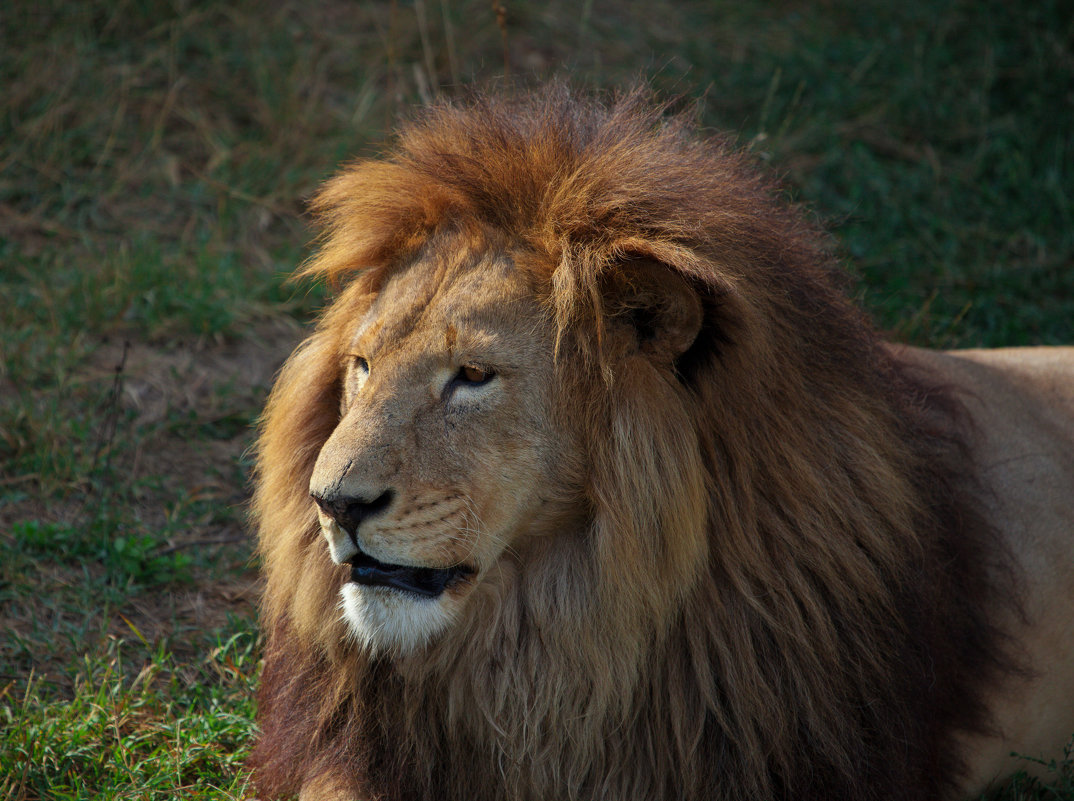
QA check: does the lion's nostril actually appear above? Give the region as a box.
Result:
[312,489,394,535]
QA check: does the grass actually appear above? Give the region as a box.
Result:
[1,626,256,800]
[1,0,1071,798]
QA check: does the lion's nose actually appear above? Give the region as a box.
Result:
[311,489,394,535]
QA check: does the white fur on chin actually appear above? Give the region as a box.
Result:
[339,582,457,655]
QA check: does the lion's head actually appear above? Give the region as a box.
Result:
[250,87,1012,801]
[306,247,590,654]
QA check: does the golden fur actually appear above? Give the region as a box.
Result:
[249,87,1074,801]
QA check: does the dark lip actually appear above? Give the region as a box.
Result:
[348,546,473,599]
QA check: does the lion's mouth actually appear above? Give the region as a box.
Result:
[348,547,473,599]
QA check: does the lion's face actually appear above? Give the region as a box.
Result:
[309,244,583,653]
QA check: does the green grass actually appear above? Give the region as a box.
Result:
[1,0,1071,797]
[1,626,256,800]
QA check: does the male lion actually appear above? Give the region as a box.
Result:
[250,87,1074,801]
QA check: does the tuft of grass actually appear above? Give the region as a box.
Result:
[982,741,1074,801]
[1,625,257,800]
[11,518,193,588]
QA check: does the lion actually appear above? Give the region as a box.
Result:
[249,87,1074,801]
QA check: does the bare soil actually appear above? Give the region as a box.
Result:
[1,320,305,688]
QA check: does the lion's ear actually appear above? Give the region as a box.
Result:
[603,259,703,364]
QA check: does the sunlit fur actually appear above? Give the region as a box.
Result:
[250,86,1022,801]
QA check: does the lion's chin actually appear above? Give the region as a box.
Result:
[339,582,461,655]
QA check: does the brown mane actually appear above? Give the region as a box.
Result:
[250,86,1016,801]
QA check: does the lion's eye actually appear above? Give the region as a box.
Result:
[344,356,370,404]
[457,364,495,385]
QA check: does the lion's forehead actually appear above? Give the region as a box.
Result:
[353,253,544,360]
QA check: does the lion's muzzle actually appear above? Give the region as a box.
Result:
[311,486,475,599]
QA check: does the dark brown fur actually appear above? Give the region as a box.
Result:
[250,86,1017,801]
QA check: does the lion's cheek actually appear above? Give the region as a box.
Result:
[463,445,558,547]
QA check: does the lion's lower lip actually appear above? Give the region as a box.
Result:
[348,548,471,598]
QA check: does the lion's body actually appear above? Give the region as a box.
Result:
[250,88,1074,801]
[901,346,1074,791]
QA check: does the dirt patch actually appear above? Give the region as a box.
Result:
[1,319,307,689]
[92,320,301,428]
[102,320,304,641]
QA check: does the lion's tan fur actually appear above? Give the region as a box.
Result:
[250,87,1074,801]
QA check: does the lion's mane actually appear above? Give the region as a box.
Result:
[250,86,1016,801]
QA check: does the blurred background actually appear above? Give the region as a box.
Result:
[1,1,1071,797]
